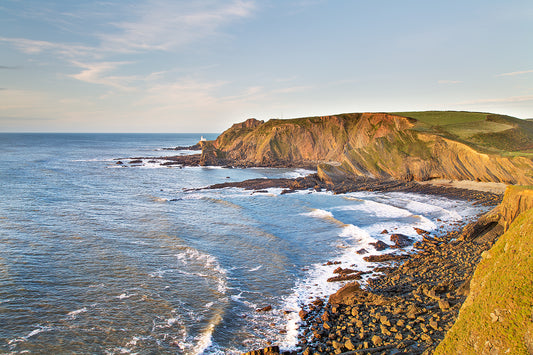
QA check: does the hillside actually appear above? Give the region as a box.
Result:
[200,111,533,185]
[435,186,533,354]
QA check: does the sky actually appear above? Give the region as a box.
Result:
[1,0,532,133]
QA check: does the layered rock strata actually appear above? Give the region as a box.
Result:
[199,113,533,185]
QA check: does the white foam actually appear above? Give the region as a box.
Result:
[338,224,373,242]
[167,317,179,326]
[302,208,333,219]
[249,265,262,272]
[125,336,140,347]
[149,196,168,203]
[336,200,412,219]
[26,328,46,338]
[67,307,87,319]
[282,169,316,179]
[9,326,54,344]
[116,293,136,300]
[176,247,228,295]
[230,292,244,302]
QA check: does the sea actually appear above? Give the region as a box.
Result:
[0,133,489,354]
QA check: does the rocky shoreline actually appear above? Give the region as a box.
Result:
[196,172,501,354]
[223,177,501,355]
[115,150,505,354]
[242,185,502,355]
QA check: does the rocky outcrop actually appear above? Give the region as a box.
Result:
[200,113,533,185]
[499,185,533,230]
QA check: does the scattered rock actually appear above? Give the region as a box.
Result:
[390,233,413,248]
[438,299,451,311]
[256,305,272,312]
[345,338,356,350]
[371,335,383,347]
[370,240,390,251]
[363,254,409,262]
[414,227,429,235]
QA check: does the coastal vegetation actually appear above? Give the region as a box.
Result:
[435,186,533,354]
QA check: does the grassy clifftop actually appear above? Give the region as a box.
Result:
[435,186,533,354]
[394,111,533,156]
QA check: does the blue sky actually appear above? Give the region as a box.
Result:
[1,0,532,132]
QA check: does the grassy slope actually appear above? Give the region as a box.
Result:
[392,111,533,156]
[435,198,533,354]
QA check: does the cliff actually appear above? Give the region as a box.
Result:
[435,186,533,354]
[200,112,533,185]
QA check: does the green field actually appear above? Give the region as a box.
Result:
[392,111,533,156]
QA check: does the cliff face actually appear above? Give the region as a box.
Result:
[201,113,533,185]
[435,186,533,355]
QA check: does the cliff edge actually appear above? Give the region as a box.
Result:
[435,186,533,354]
[200,112,533,185]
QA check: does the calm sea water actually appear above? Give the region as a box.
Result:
[0,133,488,354]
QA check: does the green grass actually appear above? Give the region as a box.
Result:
[435,198,533,354]
[391,111,533,156]
[392,110,489,126]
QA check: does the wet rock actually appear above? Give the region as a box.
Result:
[243,346,280,355]
[363,254,409,262]
[327,274,362,282]
[356,248,368,254]
[390,233,413,248]
[370,240,390,251]
[328,282,398,306]
[414,227,429,235]
[256,305,272,312]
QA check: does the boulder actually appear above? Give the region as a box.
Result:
[370,240,390,251]
[390,233,413,248]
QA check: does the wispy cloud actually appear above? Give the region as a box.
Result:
[0,65,20,70]
[141,79,228,108]
[99,0,255,52]
[438,80,462,85]
[457,94,533,105]
[497,69,533,77]
[69,61,138,90]
[0,36,98,59]
[0,0,256,78]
